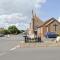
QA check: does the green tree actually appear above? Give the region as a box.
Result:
[8,25,21,34]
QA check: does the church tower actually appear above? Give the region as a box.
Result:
[31,10,35,33]
[27,10,43,36]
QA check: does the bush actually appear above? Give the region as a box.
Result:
[0,25,23,35]
[0,29,9,35]
[3,30,9,35]
[8,25,21,34]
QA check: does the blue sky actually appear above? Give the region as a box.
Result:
[0,0,60,30]
[36,0,60,20]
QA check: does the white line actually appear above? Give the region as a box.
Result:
[10,47,16,51]
[10,45,20,51]
[0,45,20,56]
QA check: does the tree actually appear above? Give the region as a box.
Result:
[8,25,21,34]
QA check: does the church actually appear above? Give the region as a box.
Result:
[38,18,60,37]
[27,11,60,38]
[27,10,43,37]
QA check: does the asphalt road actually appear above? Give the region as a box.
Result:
[0,34,24,55]
[0,48,60,60]
[0,34,60,60]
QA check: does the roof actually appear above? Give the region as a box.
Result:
[38,17,60,28]
[32,15,44,28]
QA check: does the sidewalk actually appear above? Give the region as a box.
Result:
[17,41,60,48]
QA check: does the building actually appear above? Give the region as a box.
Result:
[27,11,60,38]
[37,18,60,37]
[27,10,43,37]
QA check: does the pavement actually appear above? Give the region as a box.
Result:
[0,48,60,60]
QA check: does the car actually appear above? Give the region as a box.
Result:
[45,32,58,38]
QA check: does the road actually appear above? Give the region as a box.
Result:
[0,34,24,55]
[0,34,60,60]
[0,48,60,60]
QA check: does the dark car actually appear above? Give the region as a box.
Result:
[45,32,58,38]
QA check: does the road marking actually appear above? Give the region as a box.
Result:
[10,47,16,51]
[0,45,20,57]
[10,45,20,51]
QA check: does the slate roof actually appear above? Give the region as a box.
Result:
[38,17,60,28]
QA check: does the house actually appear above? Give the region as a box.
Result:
[37,18,60,37]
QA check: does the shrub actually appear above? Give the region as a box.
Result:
[0,25,23,35]
[8,25,21,34]
[3,29,9,35]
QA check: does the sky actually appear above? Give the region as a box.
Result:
[0,0,60,30]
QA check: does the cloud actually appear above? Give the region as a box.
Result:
[35,0,47,8]
[0,0,47,30]
[0,0,47,15]
[0,0,34,16]
[0,13,27,23]
[0,0,34,30]
[0,13,28,30]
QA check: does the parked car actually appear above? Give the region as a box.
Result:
[45,32,58,38]
[0,33,4,37]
